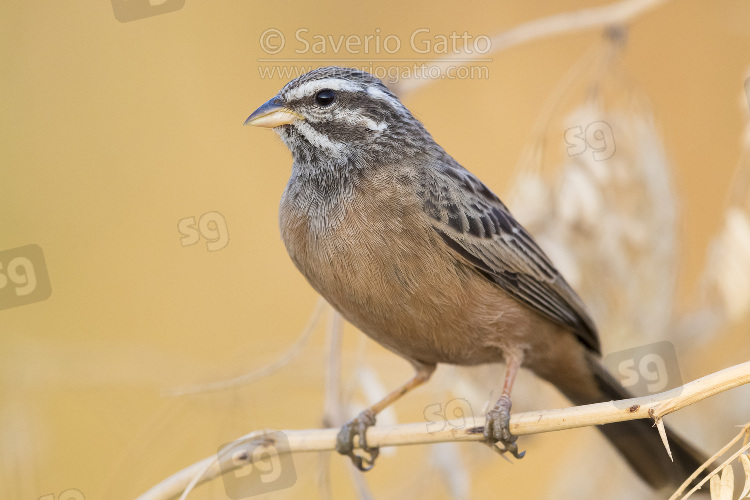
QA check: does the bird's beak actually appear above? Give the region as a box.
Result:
[244,97,302,128]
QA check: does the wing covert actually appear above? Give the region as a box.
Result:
[420,164,600,354]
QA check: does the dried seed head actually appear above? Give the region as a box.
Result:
[710,208,750,320]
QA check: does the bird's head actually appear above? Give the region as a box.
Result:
[245,67,434,167]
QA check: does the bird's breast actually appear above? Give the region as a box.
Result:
[279,169,431,304]
[277,167,513,365]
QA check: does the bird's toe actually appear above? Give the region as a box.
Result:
[335,409,380,471]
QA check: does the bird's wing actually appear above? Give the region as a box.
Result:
[420,164,600,354]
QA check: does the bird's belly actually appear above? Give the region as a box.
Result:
[280,199,517,366]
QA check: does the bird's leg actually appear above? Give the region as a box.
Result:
[484,356,525,459]
[336,363,436,471]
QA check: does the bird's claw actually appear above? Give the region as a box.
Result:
[484,395,525,459]
[336,409,380,471]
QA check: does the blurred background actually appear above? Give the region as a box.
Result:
[2,1,750,499]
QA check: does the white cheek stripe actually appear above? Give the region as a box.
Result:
[294,120,346,156]
[333,109,387,131]
[363,118,388,131]
[284,78,363,101]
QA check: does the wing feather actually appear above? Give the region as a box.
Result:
[422,164,600,354]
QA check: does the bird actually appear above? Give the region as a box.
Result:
[245,66,706,490]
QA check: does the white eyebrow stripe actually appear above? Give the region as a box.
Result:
[285,77,406,119]
[366,86,391,101]
[366,86,407,114]
[284,78,363,101]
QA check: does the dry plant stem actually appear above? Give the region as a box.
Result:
[398,0,671,94]
[318,309,342,500]
[684,441,750,499]
[321,311,374,499]
[162,298,328,397]
[669,423,750,500]
[323,310,345,426]
[137,361,750,500]
[671,423,750,500]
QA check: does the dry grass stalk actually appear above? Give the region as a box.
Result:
[670,423,750,500]
[701,86,750,325]
[162,298,327,397]
[396,0,673,95]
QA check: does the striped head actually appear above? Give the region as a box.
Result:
[245,67,433,166]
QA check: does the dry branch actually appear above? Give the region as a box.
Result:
[397,0,672,94]
[137,361,750,500]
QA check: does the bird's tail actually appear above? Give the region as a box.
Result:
[555,355,707,492]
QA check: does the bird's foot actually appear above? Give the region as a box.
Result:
[484,395,525,459]
[335,408,380,471]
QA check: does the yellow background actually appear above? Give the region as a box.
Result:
[2,1,750,499]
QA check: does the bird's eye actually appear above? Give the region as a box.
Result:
[315,89,336,106]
